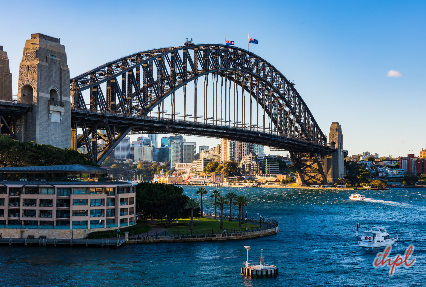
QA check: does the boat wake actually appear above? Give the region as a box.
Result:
[363,198,426,211]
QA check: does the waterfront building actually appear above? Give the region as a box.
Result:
[385,168,406,178]
[0,165,136,239]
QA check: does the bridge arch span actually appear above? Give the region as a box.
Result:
[70,44,334,184]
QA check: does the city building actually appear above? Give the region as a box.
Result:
[182,142,196,163]
[263,155,280,174]
[420,149,426,159]
[161,137,170,147]
[169,135,184,168]
[0,165,136,239]
[251,144,264,155]
[114,137,130,159]
[199,145,209,154]
[153,147,170,162]
[141,146,154,162]
[239,153,262,175]
[148,134,158,148]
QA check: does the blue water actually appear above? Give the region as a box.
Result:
[0,187,425,286]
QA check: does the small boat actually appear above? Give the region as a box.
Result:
[349,193,365,201]
[358,226,397,249]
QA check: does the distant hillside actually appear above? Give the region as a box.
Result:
[0,136,96,167]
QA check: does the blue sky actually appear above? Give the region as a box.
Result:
[1,0,425,157]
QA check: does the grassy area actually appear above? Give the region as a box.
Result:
[86,221,152,239]
[165,217,258,235]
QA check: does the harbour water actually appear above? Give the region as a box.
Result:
[0,187,425,286]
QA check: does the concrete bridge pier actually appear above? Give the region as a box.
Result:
[15,33,71,149]
[322,122,346,184]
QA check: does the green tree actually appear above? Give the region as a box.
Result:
[215,195,229,229]
[135,182,189,223]
[218,161,239,177]
[403,174,418,186]
[226,191,237,221]
[235,195,246,227]
[185,198,199,230]
[210,189,221,218]
[196,187,208,217]
[204,162,219,174]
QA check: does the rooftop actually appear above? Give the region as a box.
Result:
[0,164,106,174]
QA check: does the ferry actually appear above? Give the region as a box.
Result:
[358,226,397,249]
[349,193,365,201]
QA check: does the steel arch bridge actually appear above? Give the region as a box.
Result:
[70,43,334,184]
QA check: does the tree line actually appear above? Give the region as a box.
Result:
[0,136,95,167]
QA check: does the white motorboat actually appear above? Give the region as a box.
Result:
[358,226,397,249]
[349,193,365,201]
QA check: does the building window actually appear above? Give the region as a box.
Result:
[40,188,55,194]
[90,220,104,228]
[57,188,71,196]
[73,199,88,206]
[56,199,70,207]
[106,209,115,217]
[106,188,115,196]
[90,188,104,194]
[23,199,36,207]
[129,197,134,205]
[23,210,37,218]
[120,199,128,206]
[90,209,104,217]
[56,210,70,218]
[9,198,20,207]
[120,208,128,216]
[23,187,38,194]
[0,187,6,194]
[90,199,104,207]
[107,198,115,206]
[0,198,4,206]
[0,209,4,217]
[9,188,22,196]
[72,210,88,217]
[73,188,88,194]
[72,221,88,228]
[40,210,52,218]
[8,210,19,218]
[40,199,53,207]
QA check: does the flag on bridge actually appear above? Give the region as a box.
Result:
[249,38,258,44]
[226,40,234,45]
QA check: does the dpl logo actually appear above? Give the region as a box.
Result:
[373,245,416,275]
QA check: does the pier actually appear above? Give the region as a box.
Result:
[0,238,126,248]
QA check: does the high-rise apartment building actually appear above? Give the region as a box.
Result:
[114,137,130,159]
[183,142,196,163]
[148,134,158,148]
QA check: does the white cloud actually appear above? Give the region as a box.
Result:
[387,70,402,77]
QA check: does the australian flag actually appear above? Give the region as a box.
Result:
[226,40,234,45]
[249,38,258,44]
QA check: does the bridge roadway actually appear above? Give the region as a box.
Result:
[72,109,334,154]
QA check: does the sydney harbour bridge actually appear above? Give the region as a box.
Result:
[0,34,344,185]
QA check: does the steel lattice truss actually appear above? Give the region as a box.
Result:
[70,44,334,183]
